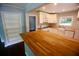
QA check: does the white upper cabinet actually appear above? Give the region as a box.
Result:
[39,12,46,23]
[47,14,57,23]
[39,12,57,23]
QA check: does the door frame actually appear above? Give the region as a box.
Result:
[29,16,36,31]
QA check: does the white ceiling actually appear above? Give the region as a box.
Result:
[36,3,79,13]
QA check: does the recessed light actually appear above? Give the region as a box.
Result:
[77,6,79,8]
[42,7,46,10]
[52,11,55,13]
[54,3,57,5]
[62,9,65,11]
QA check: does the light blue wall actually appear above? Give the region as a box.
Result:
[0,4,24,12]
[0,4,25,42]
[25,3,44,12]
[22,11,26,32]
[0,10,6,42]
[0,4,5,42]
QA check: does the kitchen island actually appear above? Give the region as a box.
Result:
[20,30,79,56]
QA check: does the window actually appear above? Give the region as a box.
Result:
[59,16,73,26]
[1,12,23,47]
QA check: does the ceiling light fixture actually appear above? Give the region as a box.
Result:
[54,3,57,5]
[77,10,79,19]
[42,7,46,10]
[62,9,65,12]
[52,11,55,13]
[77,10,79,21]
[77,6,79,19]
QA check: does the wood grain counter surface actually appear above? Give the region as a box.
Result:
[20,30,79,56]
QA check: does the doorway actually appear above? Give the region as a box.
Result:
[29,16,36,31]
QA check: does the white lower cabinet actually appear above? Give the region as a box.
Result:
[74,30,79,40]
[65,31,74,38]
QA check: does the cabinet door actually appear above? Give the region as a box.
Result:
[48,14,57,23]
[39,12,47,23]
[39,12,44,23]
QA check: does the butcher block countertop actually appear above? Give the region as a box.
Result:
[20,30,79,56]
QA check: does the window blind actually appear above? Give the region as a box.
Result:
[1,12,23,47]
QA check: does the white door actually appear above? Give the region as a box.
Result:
[1,12,23,47]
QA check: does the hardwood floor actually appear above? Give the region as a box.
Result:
[0,42,25,56]
[20,30,79,56]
